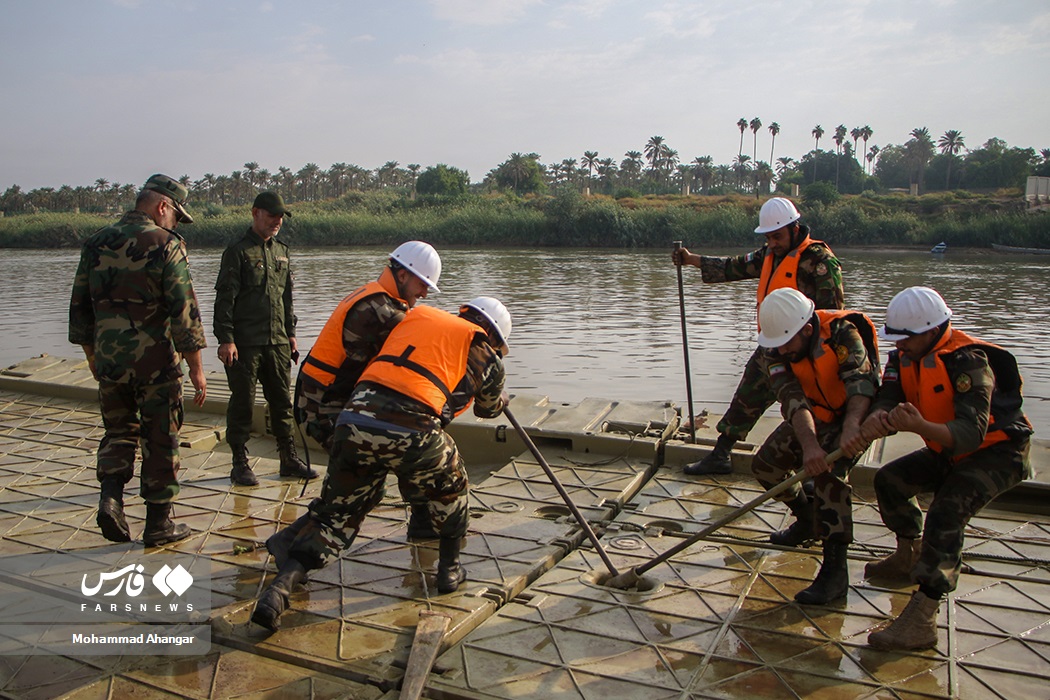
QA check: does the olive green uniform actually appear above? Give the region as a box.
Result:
[871,343,1032,594]
[751,315,879,543]
[214,228,297,446]
[699,229,844,440]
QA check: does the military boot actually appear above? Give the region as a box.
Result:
[864,536,921,582]
[795,541,849,605]
[867,590,940,650]
[97,478,131,543]
[277,438,318,479]
[407,503,439,540]
[769,494,816,547]
[251,558,308,632]
[142,502,191,547]
[230,444,258,486]
[683,434,736,475]
[266,514,312,570]
[436,536,467,593]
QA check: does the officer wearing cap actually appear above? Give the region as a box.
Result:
[214,191,316,486]
[69,173,206,547]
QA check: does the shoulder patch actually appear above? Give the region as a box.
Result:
[835,344,849,364]
[815,262,828,277]
[769,362,788,378]
[883,366,899,383]
[744,251,757,264]
[955,372,972,393]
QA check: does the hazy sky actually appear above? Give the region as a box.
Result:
[2,0,1047,191]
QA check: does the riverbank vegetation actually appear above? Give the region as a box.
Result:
[3,126,1048,249]
[2,187,1047,250]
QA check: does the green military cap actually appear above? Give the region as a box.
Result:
[252,191,292,217]
[143,173,194,224]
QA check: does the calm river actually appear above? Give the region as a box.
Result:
[2,246,1047,431]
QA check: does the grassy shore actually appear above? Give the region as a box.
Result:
[2,189,1048,250]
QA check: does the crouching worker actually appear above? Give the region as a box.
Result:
[842,286,1032,651]
[251,297,511,631]
[752,288,879,604]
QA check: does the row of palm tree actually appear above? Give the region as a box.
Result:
[2,126,1045,216]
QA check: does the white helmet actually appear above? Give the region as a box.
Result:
[461,296,512,355]
[755,197,801,234]
[880,286,952,341]
[390,241,441,291]
[757,288,815,348]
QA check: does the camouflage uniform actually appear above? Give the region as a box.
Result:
[213,228,297,446]
[699,227,844,439]
[296,289,407,454]
[68,210,207,502]
[870,344,1032,594]
[751,315,879,542]
[287,338,506,570]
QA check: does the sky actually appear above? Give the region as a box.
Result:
[1,0,1048,191]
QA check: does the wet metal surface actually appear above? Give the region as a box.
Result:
[0,357,1049,698]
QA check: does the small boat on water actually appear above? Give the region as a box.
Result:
[930,241,947,254]
[991,242,1050,255]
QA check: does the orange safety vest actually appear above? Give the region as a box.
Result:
[756,234,817,307]
[898,328,1017,458]
[789,310,879,424]
[301,267,404,389]
[358,305,485,418]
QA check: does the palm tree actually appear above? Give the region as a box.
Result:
[644,136,665,176]
[833,125,848,190]
[866,145,880,175]
[753,161,775,196]
[733,154,752,190]
[860,126,874,173]
[811,125,824,182]
[243,162,259,189]
[620,151,643,185]
[692,156,714,194]
[581,151,599,192]
[768,122,780,165]
[850,128,862,163]
[938,130,966,189]
[775,157,795,177]
[737,118,748,160]
[750,118,762,162]
[906,127,935,192]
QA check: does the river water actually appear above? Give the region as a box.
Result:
[2,246,1047,431]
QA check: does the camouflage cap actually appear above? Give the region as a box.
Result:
[143,174,193,224]
[252,191,292,217]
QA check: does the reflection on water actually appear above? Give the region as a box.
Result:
[2,246,1047,430]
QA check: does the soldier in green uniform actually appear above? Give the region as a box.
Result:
[68,174,207,547]
[251,297,511,632]
[672,197,844,475]
[843,287,1032,651]
[751,289,879,604]
[214,191,315,486]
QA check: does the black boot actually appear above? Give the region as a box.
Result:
[230,444,258,486]
[266,514,311,570]
[252,558,308,632]
[436,536,466,593]
[769,495,816,547]
[143,502,191,547]
[795,541,850,605]
[97,478,131,543]
[407,503,439,540]
[683,434,736,475]
[278,438,318,479]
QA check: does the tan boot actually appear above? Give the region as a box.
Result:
[867,590,940,650]
[864,537,920,582]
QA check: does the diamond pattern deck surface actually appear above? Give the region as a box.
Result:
[0,367,1048,698]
